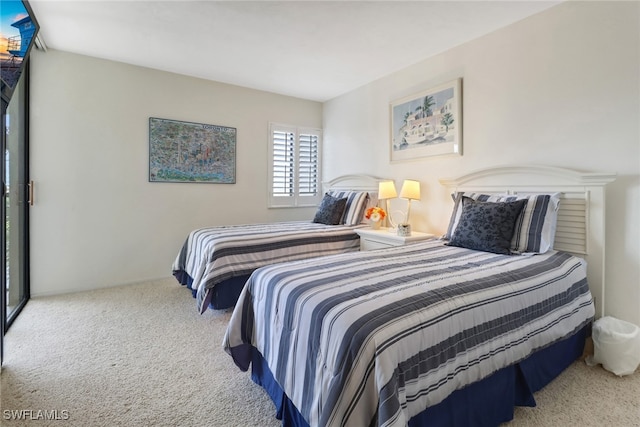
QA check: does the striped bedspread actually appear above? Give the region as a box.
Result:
[172,221,363,313]
[223,239,594,427]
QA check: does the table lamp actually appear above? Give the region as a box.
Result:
[399,179,421,225]
[378,180,397,228]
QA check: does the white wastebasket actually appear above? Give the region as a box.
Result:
[586,316,640,376]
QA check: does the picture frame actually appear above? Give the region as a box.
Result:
[390,78,462,162]
[149,117,236,183]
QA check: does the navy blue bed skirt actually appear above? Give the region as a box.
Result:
[250,325,589,427]
[173,270,251,310]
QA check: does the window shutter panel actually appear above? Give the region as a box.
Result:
[297,133,319,197]
[268,124,322,208]
[272,129,295,198]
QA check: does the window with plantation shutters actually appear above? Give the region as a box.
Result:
[268,123,322,208]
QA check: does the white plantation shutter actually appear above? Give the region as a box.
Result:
[272,128,295,199]
[269,123,322,207]
[298,132,319,196]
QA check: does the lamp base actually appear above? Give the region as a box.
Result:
[397,224,411,237]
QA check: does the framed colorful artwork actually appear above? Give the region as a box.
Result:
[390,78,462,162]
[149,117,236,183]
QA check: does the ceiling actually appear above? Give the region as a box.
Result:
[28,1,561,102]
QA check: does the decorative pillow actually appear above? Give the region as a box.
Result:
[443,191,561,255]
[327,190,369,225]
[497,193,561,254]
[313,194,347,225]
[443,192,502,240]
[447,197,527,254]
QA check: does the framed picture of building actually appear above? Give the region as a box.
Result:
[390,78,462,162]
[149,117,236,183]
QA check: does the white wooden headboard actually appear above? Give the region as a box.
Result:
[439,165,616,318]
[323,174,390,193]
[323,174,392,211]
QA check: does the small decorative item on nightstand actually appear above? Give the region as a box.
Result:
[397,223,411,237]
[365,206,386,230]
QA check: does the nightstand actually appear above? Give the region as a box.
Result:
[355,227,435,251]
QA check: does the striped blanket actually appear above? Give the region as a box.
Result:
[223,240,594,427]
[172,221,363,313]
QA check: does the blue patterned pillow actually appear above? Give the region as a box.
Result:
[313,194,347,225]
[443,192,502,240]
[447,197,527,254]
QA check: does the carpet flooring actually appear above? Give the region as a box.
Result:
[1,278,638,426]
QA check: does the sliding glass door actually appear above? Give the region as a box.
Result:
[1,62,31,365]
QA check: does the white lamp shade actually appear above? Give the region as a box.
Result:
[400,179,421,200]
[378,181,397,200]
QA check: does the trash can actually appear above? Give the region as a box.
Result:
[586,316,640,376]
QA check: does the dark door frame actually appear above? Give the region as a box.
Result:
[1,60,31,366]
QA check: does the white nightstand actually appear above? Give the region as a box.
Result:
[355,227,435,251]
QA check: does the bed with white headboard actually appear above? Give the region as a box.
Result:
[439,164,616,318]
[172,174,387,312]
[223,164,616,427]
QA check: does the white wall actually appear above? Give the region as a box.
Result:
[324,1,640,325]
[29,50,322,296]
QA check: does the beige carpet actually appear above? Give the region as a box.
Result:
[1,278,638,427]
